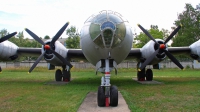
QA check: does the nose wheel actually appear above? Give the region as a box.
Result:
[97,85,118,107]
[97,86,105,107]
[97,59,118,107]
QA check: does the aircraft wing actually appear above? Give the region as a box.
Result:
[17,47,86,60]
[168,47,191,55]
[126,48,141,60]
[126,46,192,61]
[17,47,41,57]
[67,49,86,60]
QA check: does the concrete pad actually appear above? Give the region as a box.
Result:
[133,78,164,84]
[77,92,130,112]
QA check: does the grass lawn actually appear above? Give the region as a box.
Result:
[0,67,200,112]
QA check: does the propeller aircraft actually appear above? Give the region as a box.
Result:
[1,10,200,107]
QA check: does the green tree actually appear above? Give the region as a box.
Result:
[134,25,164,48]
[65,26,80,48]
[0,29,9,38]
[172,3,200,47]
[44,35,50,39]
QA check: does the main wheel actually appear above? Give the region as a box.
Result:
[110,85,118,106]
[146,69,153,81]
[97,86,105,107]
[137,68,145,81]
[55,69,62,81]
[63,70,71,82]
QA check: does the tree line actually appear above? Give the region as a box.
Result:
[134,3,200,48]
[0,26,80,61]
[0,3,199,61]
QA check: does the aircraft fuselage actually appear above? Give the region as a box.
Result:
[80,10,133,65]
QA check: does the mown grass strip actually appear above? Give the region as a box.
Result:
[0,67,200,111]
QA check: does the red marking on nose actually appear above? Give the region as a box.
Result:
[160,44,165,49]
[44,45,50,50]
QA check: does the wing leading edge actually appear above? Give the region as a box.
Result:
[126,47,191,60]
[17,47,86,61]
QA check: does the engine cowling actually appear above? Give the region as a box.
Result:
[0,41,18,61]
[140,39,167,65]
[42,40,68,66]
[189,40,200,60]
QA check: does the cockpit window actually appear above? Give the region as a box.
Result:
[108,14,122,23]
[112,23,126,48]
[101,21,116,30]
[88,10,128,48]
[89,23,101,40]
[93,12,107,24]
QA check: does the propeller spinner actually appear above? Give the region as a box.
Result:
[137,24,184,71]
[25,22,73,73]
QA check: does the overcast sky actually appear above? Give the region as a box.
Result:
[0,0,199,39]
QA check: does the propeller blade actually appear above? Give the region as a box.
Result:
[28,51,45,73]
[164,24,182,44]
[0,32,17,43]
[51,22,69,46]
[138,49,159,71]
[25,28,45,45]
[50,50,73,68]
[164,50,184,69]
[137,24,158,44]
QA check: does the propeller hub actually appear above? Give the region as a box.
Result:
[160,44,165,49]
[44,45,51,50]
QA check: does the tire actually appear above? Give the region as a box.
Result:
[137,68,145,81]
[55,69,62,81]
[146,69,153,81]
[63,70,71,82]
[110,85,118,106]
[97,86,105,107]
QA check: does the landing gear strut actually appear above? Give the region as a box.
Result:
[55,66,71,82]
[97,59,118,107]
[137,63,153,81]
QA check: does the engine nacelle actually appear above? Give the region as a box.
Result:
[140,39,167,65]
[42,40,68,66]
[189,40,200,60]
[0,41,18,61]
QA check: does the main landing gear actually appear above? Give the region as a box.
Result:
[55,66,71,82]
[97,59,118,107]
[137,63,153,81]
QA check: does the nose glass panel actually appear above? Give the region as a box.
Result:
[103,29,113,47]
[101,21,116,30]
[88,10,128,48]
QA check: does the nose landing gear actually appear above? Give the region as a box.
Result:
[97,59,118,107]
